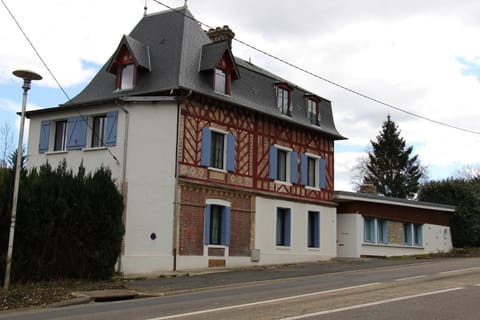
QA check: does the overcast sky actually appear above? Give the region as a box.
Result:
[1,0,479,190]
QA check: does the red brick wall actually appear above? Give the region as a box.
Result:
[178,182,253,256]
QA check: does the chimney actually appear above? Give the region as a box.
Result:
[360,183,377,194]
[206,25,235,46]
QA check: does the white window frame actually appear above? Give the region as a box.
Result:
[274,144,292,185]
[304,152,321,190]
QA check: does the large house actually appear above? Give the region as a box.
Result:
[25,6,453,274]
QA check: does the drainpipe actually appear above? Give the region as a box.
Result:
[117,104,130,275]
[172,99,181,271]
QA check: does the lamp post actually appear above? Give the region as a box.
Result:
[3,70,42,290]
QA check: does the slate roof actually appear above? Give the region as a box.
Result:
[52,6,345,139]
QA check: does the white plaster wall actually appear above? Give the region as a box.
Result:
[26,102,179,274]
[422,223,453,253]
[254,196,337,265]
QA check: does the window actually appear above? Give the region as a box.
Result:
[300,154,326,189]
[414,224,423,246]
[91,115,107,148]
[204,204,231,246]
[54,120,67,151]
[276,208,291,246]
[377,220,388,244]
[39,120,51,153]
[364,217,375,242]
[308,211,320,248]
[120,64,135,90]
[214,68,227,94]
[307,98,319,125]
[276,86,290,115]
[201,128,235,171]
[269,146,297,183]
[403,223,413,246]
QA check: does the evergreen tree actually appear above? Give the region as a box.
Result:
[363,116,426,198]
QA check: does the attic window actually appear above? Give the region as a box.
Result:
[120,64,135,90]
[215,68,227,94]
[276,83,292,116]
[306,96,320,125]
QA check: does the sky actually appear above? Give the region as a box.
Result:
[1,0,479,191]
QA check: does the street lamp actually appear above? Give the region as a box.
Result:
[3,69,42,290]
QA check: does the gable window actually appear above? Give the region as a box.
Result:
[300,154,326,189]
[91,115,107,148]
[214,68,227,94]
[307,211,320,248]
[307,98,320,125]
[276,207,291,246]
[204,204,231,246]
[277,86,290,115]
[201,128,235,171]
[269,145,298,183]
[54,120,67,151]
[364,217,375,243]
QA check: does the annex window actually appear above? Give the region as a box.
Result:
[377,220,388,244]
[403,223,413,246]
[300,154,326,189]
[307,211,320,248]
[214,68,227,94]
[54,120,67,151]
[364,217,375,243]
[307,98,320,125]
[204,204,231,246]
[269,146,297,183]
[414,224,423,246]
[276,207,291,246]
[201,128,235,171]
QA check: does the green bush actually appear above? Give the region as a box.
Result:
[0,161,124,284]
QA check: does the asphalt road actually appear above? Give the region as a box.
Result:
[1,257,479,320]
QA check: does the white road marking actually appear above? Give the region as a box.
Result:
[394,275,427,281]
[144,282,381,320]
[280,287,465,320]
[439,267,480,275]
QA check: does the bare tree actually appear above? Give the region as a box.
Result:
[0,122,14,168]
[456,165,480,182]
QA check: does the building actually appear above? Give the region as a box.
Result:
[335,190,454,258]
[25,6,346,274]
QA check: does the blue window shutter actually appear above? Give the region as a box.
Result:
[105,111,118,147]
[269,146,278,180]
[201,128,211,167]
[204,205,211,245]
[300,154,307,185]
[319,158,326,189]
[222,207,231,245]
[226,134,235,172]
[382,221,388,243]
[290,151,298,183]
[313,212,320,248]
[284,209,291,246]
[66,116,87,150]
[39,120,50,153]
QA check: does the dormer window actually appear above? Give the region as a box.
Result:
[120,64,135,90]
[276,83,292,116]
[214,68,227,94]
[306,96,320,125]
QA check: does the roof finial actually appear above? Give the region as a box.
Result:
[184,0,188,7]
[144,0,148,16]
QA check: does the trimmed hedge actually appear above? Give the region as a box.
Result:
[1,161,124,284]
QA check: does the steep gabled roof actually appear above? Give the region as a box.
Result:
[60,6,345,139]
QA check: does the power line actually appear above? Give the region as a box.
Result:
[1,0,120,164]
[152,0,480,136]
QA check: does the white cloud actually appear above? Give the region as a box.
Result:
[1,0,480,190]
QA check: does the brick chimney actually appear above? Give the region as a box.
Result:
[206,25,235,46]
[360,183,377,194]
